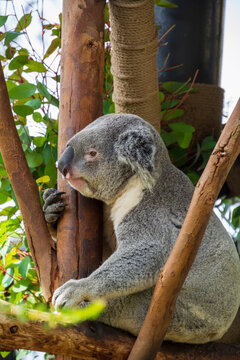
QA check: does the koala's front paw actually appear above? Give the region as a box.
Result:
[52,279,89,310]
[43,188,66,223]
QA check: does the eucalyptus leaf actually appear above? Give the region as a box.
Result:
[15,13,32,31]
[9,83,37,99]
[0,16,8,27]
[13,104,34,116]
[9,55,29,70]
[5,31,22,46]
[26,152,44,168]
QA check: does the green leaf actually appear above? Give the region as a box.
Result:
[2,268,14,288]
[163,108,184,121]
[12,279,31,293]
[154,0,178,8]
[26,152,43,168]
[201,136,216,151]
[9,55,29,70]
[169,122,195,133]
[15,13,32,32]
[37,81,59,107]
[33,112,43,123]
[232,207,240,228]
[13,105,34,116]
[18,256,31,278]
[0,192,9,204]
[160,129,177,147]
[33,136,47,147]
[25,98,41,110]
[5,31,22,45]
[0,16,8,27]
[161,98,180,110]
[162,81,192,94]
[0,352,11,358]
[25,60,46,73]
[44,158,57,186]
[8,83,37,99]
[158,91,165,103]
[187,171,200,186]
[175,131,193,149]
[43,37,61,59]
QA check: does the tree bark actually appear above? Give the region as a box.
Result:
[56,0,105,288]
[0,312,240,360]
[128,99,240,360]
[0,63,56,302]
[109,0,161,132]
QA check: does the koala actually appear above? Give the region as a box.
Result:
[44,113,240,344]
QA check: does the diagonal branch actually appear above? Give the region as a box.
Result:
[0,62,56,302]
[128,99,240,360]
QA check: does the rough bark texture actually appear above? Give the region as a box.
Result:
[128,99,240,360]
[0,63,56,302]
[0,313,240,360]
[56,0,105,289]
[109,0,161,132]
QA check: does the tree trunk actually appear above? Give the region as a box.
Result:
[56,0,105,290]
[128,99,240,360]
[109,0,161,132]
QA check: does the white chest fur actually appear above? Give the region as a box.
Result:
[110,176,145,230]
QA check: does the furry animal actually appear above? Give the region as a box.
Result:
[44,113,240,344]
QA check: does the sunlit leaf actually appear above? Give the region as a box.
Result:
[25,60,46,73]
[18,257,31,278]
[15,13,32,32]
[36,175,50,184]
[2,268,14,288]
[25,98,41,110]
[32,112,43,123]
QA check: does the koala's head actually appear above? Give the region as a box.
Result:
[58,114,168,202]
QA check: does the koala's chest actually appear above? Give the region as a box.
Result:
[110,176,145,231]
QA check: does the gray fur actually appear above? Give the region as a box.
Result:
[47,114,240,344]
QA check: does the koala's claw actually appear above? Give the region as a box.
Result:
[52,279,90,310]
[43,188,67,224]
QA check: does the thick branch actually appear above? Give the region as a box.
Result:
[0,312,239,360]
[128,99,240,360]
[56,0,105,289]
[0,63,56,302]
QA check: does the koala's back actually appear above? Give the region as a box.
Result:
[105,163,240,343]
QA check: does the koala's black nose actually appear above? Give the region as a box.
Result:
[58,145,74,177]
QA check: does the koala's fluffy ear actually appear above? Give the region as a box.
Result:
[114,127,156,190]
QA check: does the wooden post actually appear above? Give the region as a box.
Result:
[56,0,105,290]
[128,100,240,360]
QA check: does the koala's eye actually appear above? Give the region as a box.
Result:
[84,149,98,162]
[89,150,97,157]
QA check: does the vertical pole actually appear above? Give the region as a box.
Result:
[56,0,105,288]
